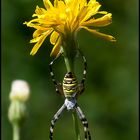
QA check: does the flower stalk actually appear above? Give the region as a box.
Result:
[72,111,81,140]
[64,55,81,140]
[13,122,20,140]
[62,33,78,72]
[62,34,81,139]
[8,101,26,140]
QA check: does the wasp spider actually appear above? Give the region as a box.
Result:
[49,51,91,140]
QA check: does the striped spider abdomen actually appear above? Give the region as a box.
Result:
[63,72,78,98]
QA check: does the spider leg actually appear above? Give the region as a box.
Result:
[49,104,66,140]
[79,49,87,85]
[77,49,87,96]
[49,57,63,96]
[75,105,91,140]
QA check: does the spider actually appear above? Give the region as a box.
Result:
[49,50,91,140]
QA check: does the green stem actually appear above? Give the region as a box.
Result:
[13,123,20,140]
[63,56,74,72]
[72,111,81,140]
[62,36,81,139]
[64,58,81,139]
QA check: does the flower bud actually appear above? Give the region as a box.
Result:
[9,80,30,102]
[8,101,27,124]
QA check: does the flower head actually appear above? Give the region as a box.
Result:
[24,0,116,56]
[9,80,30,102]
[8,80,30,124]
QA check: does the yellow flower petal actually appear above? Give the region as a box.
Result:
[58,1,66,9]
[30,36,40,43]
[24,21,48,30]
[30,30,52,55]
[98,11,108,14]
[50,31,59,45]
[30,30,50,43]
[33,29,47,38]
[65,0,74,5]
[71,19,79,32]
[88,0,96,6]
[65,0,79,17]
[25,18,59,29]
[54,25,65,35]
[79,0,87,9]
[82,13,112,27]
[54,0,58,7]
[83,26,116,42]
[84,2,101,21]
[50,37,61,56]
[34,6,46,15]
[43,0,53,9]
[77,6,88,22]
[72,0,80,17]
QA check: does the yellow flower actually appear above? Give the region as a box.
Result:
[24,0,116,56]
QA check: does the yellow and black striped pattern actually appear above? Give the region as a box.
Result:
[63,72,78,98]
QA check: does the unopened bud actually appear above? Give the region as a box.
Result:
[8,101,26,124]
[9,80,30,102]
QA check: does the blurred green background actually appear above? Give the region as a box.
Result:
[2,0,138,140]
